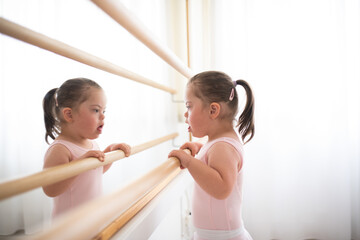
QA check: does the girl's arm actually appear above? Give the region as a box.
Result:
[42,145,106,197]
[169,142,240,199]
[103,143,131,173]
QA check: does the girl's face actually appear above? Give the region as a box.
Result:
[184,86,210,138]
[72,88,107,140]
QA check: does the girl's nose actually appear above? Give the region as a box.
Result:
[100,112,105,120]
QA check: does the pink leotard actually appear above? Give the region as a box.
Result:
[192,137,253,240]
[44,140,103,219]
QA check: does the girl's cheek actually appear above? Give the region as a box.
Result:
[188,116,194,124]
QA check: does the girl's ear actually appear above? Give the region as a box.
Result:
[62,107,73,123]
[209,102,220,119]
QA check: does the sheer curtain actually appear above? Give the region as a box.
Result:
[0,0,179,235]
[191,0,359,239]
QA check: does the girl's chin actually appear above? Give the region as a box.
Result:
[190,132,204,139]
[89,134,100,140]
[188,127,206,138]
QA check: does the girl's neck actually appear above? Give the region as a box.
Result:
[207,122,239,142]
[57,131,93,149]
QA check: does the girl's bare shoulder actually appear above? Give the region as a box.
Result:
[44,143,72,167]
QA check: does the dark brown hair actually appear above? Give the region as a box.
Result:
[42,78,102,144]
[188,71,254,143]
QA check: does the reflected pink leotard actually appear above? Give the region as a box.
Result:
[44,140,103,219]
[192,137,253,240]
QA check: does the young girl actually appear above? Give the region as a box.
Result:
[169,71,254,240]
[42,77,131,219]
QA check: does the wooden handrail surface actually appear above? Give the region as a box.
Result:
[95,138,208,239]
[92,149,191,240]
[0,17,176,94]
[32,150,190,240]
[0,133,178,201]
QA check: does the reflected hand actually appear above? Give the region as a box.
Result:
[106,143,131,157]
[78,150,106,162]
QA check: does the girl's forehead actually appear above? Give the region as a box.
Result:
[185,85,196,97]
[86,88,106,103]
[185,86,204,105]
[185,87,195,101]
[89,88,105,96]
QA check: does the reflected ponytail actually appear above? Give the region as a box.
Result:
[43,88,60,144]
[234,80,254,143]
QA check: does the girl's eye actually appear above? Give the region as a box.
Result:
[93,109,99,113]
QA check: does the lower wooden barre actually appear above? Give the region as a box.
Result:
[32,154,186,240]
[0,132,178,200]
[93,149,191,240]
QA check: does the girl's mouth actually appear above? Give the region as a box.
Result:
[97,125,103,133]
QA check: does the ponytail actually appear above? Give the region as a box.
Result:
[43,88,60,144]
[235,80,254,144]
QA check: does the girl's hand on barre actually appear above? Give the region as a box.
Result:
[180,142,203,156]
[78,150,106,162]
[104,143,131,157]
[168,149,193,169]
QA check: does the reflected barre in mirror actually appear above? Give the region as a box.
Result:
[0,133,179,201]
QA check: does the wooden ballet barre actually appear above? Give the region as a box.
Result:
[0,133,178,201]
[32,149,191,240]
[0,17,176,94]
[94,137,208,239]
[91,0,194,79]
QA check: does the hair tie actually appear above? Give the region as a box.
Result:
[229,88,235,101]
[54,90,59,107]
[229,80,239,101]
